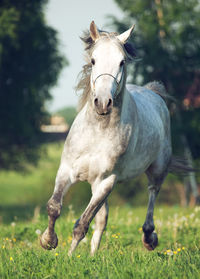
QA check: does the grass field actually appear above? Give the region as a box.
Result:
[0,143,200,278]
[1,205,200,279]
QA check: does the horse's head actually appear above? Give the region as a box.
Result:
[88,21,135,116]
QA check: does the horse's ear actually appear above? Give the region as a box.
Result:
[117,25,135,44]
[90,21,100,42]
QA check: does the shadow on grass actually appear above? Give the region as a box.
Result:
[0,205,48,224]
[0,182,92,224]
[0,195,90,224]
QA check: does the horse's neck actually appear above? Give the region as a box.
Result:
[120,87,138,125]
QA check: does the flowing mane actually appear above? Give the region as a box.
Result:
[76,29,137,111]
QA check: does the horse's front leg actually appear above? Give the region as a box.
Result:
[68,174,116,256]
[40,164,73,250]
[91,199,108,255]
[142,185,159,250]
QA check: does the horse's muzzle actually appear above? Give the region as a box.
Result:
[94,97,113,115]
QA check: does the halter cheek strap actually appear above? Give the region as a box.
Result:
[92,71,123,99]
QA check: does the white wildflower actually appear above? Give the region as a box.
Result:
[190,213,195,219]
[35,229,41,235]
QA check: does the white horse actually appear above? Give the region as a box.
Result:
[41,21,179,255]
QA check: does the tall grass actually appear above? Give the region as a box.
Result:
[0,206,200,278]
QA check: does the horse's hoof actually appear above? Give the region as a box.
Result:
[142,232,158,251]
[40,229,58,250]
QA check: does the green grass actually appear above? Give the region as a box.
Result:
[0,142,92,223]
[0,142,200,278]
[1,205,200,279]
[0,143,62,207]
[0,142,182,225]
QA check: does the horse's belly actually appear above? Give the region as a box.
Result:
[116,158,151,182]
[115,137,160,182]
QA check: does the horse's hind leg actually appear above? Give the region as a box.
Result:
[142,183,160,250]
[142,162,169,251]
[40,164,73,250]
[91,199,108,255]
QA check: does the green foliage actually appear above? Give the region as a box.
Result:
[56,106,77,126]
[0,206,200,278]
[0,0,67,169]
[112,0,200,158]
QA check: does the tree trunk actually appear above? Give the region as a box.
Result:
[175,108,200,206]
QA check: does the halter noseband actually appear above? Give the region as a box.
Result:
[92,71,123,98]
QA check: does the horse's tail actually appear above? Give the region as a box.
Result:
[169,156,197,175]
[145,81,175,102]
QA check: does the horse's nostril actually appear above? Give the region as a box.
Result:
[107,98,112,108]
[94,98,98,107]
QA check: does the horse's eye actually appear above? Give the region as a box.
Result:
[91,58,95,65]
[120,60,125,67]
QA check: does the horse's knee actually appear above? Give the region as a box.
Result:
[47,198,62,219]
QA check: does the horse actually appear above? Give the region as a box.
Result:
[40,21,180,255]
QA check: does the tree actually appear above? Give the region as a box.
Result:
[0,0,67,169]
[112,0,200,152]
[112,0,200,203]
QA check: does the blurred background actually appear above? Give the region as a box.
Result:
[0,0,200,223]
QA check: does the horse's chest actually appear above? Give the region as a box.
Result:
[71,140,118,183]
[69,128,128,183]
